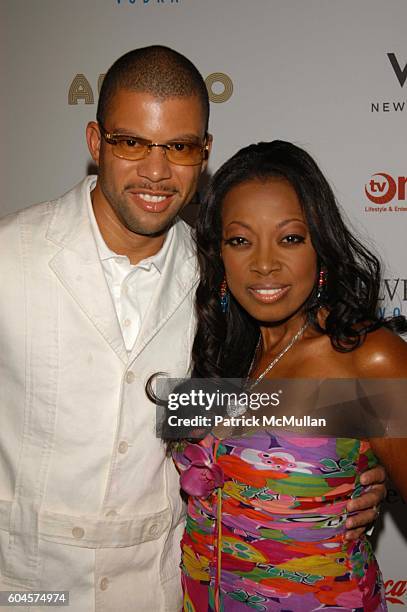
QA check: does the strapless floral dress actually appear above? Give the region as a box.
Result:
[172,432,387,611]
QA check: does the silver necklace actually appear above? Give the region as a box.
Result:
[247,321,309,391]
[226,321,309,418]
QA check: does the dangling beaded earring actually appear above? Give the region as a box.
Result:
[317,268,328,302]
[219,277,229,314]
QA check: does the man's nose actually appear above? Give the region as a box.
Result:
[136,146,172,182]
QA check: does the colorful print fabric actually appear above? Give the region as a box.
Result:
[173,432,387,611]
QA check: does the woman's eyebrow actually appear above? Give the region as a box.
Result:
[275,217,306,229]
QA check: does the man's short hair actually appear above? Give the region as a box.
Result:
[97,45,209,131]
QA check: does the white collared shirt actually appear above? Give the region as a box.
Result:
[87,183,173,351]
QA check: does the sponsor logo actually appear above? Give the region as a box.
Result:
[370,53,406,113]
[364,173,407,212]
[370,101,406,112]
[205,73,233,104]
[68,72,233,105]
[378,278,407,318]
[385,579,407,606]
[388,53,407,87]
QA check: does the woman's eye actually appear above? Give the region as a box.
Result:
[281,234,305,244]
[224,236,249,247]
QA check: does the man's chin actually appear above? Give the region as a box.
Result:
[124,216,176,238]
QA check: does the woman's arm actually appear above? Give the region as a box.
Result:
[357,327,407,501]
[369,438,407,501]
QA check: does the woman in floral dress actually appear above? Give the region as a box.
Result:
[172,141,407,611]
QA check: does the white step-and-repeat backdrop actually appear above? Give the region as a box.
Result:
[1,0,406,607]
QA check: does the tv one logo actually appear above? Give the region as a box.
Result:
[365,173,407,208]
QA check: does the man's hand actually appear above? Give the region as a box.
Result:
[344,465,386,541]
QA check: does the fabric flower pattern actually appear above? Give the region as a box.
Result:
[240,448,314,473]
[179,443,224,498]
[173,433,387,611]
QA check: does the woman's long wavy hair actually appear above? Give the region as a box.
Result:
[191,140,406,380]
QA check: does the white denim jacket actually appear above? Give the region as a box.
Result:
[0,177,198,611]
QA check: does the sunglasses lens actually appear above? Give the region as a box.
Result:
[166,144,205,165]
[109,136,206,166]
[114,139,146,161]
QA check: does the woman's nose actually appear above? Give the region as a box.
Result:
[250,246,282,275]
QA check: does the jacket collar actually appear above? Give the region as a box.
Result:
[46,176,198,364]
[47,176,99,261]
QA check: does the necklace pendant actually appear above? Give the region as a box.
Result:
[226,399,247,418]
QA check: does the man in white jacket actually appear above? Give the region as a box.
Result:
[0,46,385,611]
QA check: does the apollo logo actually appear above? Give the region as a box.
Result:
[385,579,407,605]
[68,72,233,105]
[365,173,407,205]
[205,73,233,103]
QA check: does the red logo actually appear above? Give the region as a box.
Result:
[385,579,407,605]
[365,173,406,204]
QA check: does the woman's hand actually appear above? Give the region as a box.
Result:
[344,465,386,541]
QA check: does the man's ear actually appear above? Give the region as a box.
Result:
[201,133,213,173]
[86,121,102,165]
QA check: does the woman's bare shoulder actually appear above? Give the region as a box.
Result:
[353,327,407,377]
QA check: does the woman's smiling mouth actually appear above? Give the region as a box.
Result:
[248,285,290,303]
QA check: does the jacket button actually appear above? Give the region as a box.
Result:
[125,371,136,384]
[118,441,129,454]
[105,510,118,517]
[149,523,160,536]
[72,527,85,539]
[100,577,109,591]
